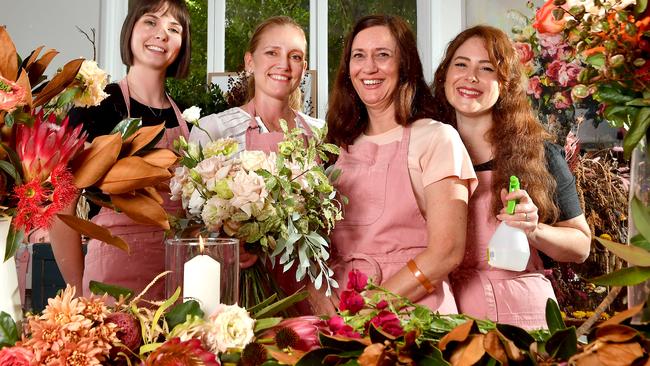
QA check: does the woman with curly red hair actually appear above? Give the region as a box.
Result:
[432,25,591,329]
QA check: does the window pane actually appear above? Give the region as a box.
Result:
[225,0,310,72]
[328,1,417,89]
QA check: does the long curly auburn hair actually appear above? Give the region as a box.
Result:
[432,25,559,224]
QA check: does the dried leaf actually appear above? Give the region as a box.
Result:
[140,187,163,204]
[570,351,603,366]
[140,148,178,168]
[484,331,508,364]
[596,342,644,366]
[21,46,43,71]
[599,303,645,327]
[499,333,526,361]
[0,27,18,80]
[595,325,639,343]
[57,214,129,253]
[267,347,304,364]
[71,133,122,188]
[26,48,58,87]
[439,320,475,351]
[122,124,165,156]
[98,156,171,194]
[15,70,32,110]
[448,334,486,366]
[111,192,169,230]
[358,343,385,366]
[33,58,83,107]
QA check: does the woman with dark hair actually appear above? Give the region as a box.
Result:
[432,25,590,329]
[326,15,476,313]
[50,0,191,299]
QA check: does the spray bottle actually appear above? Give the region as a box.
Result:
[487,175,530,271]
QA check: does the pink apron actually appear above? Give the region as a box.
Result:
[450,170,556,329]
[330,127,458,314]
[82,79,189,300]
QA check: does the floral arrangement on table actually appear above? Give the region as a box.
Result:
[171,110,344,308]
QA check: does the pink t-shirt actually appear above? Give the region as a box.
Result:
[355,118,477,216]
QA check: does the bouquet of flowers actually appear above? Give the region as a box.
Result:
[170,114,343,307]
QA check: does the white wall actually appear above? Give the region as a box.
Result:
[0,0,100,75]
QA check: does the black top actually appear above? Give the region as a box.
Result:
[69,83,180,140]
[472,142,582,222]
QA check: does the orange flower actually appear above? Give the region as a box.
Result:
[533,0,568,34]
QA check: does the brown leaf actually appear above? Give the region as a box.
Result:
[140,187,163,204]
[21,46,43,71]
[33,58,83,107]
[0,27,18,80]
[484,331,508,365]
[358,343,385,366]
[266,346,303,364]
[122,124,165,156]
[140,148,178,168]
[570,351,604,366]
[98,156,171,194]
[15,70,32,110]
[599,303,645,328]
[596,342,644,366]
[497,331,525,362]
[57,214,129,253]
[71,133,122,188]
[448,334,486,366]
[111,192,169,230]
[26,48,58,87]
[595,324,639,343]
[439,320,475,351]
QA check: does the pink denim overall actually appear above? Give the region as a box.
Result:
[450,170,556,329]
[330,127,458,314]
[82,79,189,300]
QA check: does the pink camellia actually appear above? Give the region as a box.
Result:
[369,310,404,337]
[513,42,533,64]
[339,290,365,314]
[527,76,543,99]
[346,269,368,292]
[327,316,361,339]
[0,346,34,366]
[0,75,26,113]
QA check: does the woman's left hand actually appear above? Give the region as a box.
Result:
[496,188,539,235]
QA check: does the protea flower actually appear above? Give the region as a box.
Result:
[261,316,325,352]
[143,338,220,366]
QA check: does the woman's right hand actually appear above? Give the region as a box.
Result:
[239,241,258,269]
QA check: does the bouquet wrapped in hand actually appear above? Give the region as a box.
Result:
[171,118,344,307]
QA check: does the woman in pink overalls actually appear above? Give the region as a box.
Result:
[431,25,591,329]
[49,0,192,300]
[325,15,477,313]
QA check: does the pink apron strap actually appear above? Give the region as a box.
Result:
[242,99,311,135]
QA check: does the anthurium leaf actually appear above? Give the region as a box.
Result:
[111,118,142,140]
[33,58,84,107]
[623,107,650,159]
[546,298,566,334]
[630,233,650,251]
[546,327,578,359]
[0,27,18,80]
[110,191,170,230]
[0,311,18,347]
[596,235,650,266]
[71,133,122,188]
[98,156,171,194]
[253,289,309,319]
[57,214,130,253]
[589,266,650,286]
[89,280,133,300]
[165,300,203,330]
[496,323,535,350]
[3,228,23,262]
[318,333,369,352]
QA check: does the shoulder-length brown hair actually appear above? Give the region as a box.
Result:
[432,25,559,224]
[120,0,192,79]
[245,16,306,111]
[327,14,437,148]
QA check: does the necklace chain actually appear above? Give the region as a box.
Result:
[126,78,166,118]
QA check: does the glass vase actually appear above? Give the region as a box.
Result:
[0,217,22,322]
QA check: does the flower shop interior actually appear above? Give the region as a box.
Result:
[0,0,647,365]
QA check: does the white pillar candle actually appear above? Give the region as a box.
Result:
[183,238,221,317]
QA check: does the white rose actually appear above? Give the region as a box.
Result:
[204,304,255,354]
[240,150,267,171]
[182,106,201,123]
[195,156,237,184]
[228,170,268,216]
[187,189,205,216]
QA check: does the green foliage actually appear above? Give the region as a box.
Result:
[0,311,18,348]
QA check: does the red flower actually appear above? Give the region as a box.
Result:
[533,0,568,34]
[143,338,220,366]
[514,42,533,64]
[0,75,26,113]
[262,315,325,351]
[346,269,368,292]
[0,346,34,366]
[369,310,403,337]
[376,300,389,310]
[327,316,360,339]
[339,290,364,314]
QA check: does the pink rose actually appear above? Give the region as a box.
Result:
[369,310,403,337]
[556,62,582,87]
[0,346,34,366]
[533,0,568,34]
[514,42,533,64]
[339,290,365,314]
[346,269,368,292]
[527,76,543,99]
[0,75,26,112]
[538,33,569,58]
[545,60,564,81]
[327,316,361,338]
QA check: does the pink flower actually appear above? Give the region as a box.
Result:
[538,33,569,58]
[527,76,543,99]
[376,300,389,310]
[369,310,403,337]
[0,75,26,112]
[346,269,368,292]
[143,338,220,366]
[556,62,582,87]
[533,0,568,34]
[552,91,573,109]
[514,42,533,64]
[0,346,34,366]
[263,316,325,351]
[545,60,564,82]
[106,312,141,353]
[327,316,360,338]
[339,290,364,314]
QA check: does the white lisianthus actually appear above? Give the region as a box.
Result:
[74,60,108,107]
[201,196,231,231]
[182,106,201,124]
[187,189,205,216]
[204,304,255,354]
[229,170,268,216]
[204,138,239,158]
[240,150,267,171]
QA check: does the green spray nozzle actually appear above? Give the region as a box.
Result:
[506,175,520,215]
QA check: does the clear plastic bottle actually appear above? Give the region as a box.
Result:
[487,176,530,271]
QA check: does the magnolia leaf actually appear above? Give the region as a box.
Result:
[357,343,387,366]
[546,298,566,334]
[122,124,165,156]
[3,227,23,262]
[89,280,133,300]
[630,233,650,251]
[496,323,535,350]
[0,27,18,80]
[595,235,650,266]
[599,302,644,327]
[546,327,578,359]
[623,107,650,159]
[420,349,451,366]
[33,58,84,107]
[484,331,508,364]
[110,192,170,230]
[25,48,58,87]
[165,300,203,330]
[15,69,32,110]
[368,322,397,344]
[595,324,639,343]
[111,118,141,140]
[140,186,163,204]
[0,311,18,348]
[71,133,122,188]
[631,196,650,247]
[98,156,171,194]
[57,214,129,253]
[596,342,644,365]
[20,45,43,71]
[589,266,650,285]
[448,334,486,366]
[140,148,178,168]
[439,320,475,351]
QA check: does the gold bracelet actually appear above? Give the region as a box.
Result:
[407,259,435,294]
